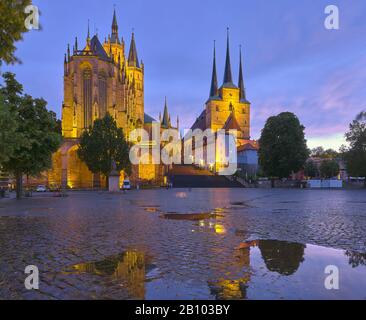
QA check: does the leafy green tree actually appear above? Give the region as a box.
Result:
[258,112,309,183]
[304,160,319,178]
[78,113,131,189]
[320,160,340,179]
[0,0,33,65]
[344,111,366,186]
[0,73,61,199]
[0,94,21,164]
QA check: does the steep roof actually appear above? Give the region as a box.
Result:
[111,8,120,44]
[191,110,207,131]
[238,46,250,103]
[209,42,219,100]
[144,113,156,124]
[238,143,258,152]
[128,33,140,68]
[223,111,242,131]
[222,29,237,89]
[90,35,110,61]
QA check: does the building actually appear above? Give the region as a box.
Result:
[237,142,259,178]
[186,31,258,173]
[48,9,169,189]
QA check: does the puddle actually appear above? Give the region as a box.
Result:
[61,241,366,300]
[193,220,227,234]
[161,212,222,221]
[143,207,161,213]
[209,240,366,300]
[64,250,157,299]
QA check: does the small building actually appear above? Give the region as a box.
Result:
[237,143,259,178]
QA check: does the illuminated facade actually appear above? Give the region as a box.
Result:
[187,32,257,172]
[49,9,164,188]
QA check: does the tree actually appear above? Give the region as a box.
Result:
[320,160,340,179]
[0,94,21,164]
[78,113,131,189]
[304,160,319,179]
[311,147,339,159]
[343,111,366,186]
[0,0,33,65]
[0,73,62,199]
[258,112,309,183]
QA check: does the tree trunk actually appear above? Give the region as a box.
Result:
[105,175,109,190]
[16,172,23,200]
[271,178,275,188]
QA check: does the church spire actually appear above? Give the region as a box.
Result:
[87,20,90,43]
[209,40,218,99]
[111,7,120,43]
[75,37,78,52]
[238,45,247,102]
[223,28,234,87]
[128,32,140,67]
[162,97,170,127]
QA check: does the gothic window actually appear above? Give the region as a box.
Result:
[229,103,233,111]
[98,72,107,117]
[216,106,219,112]
[83,68,92,129]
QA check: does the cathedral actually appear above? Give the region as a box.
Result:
[46,10,256,189]
[187,31,257,173]
[48,10,176,189]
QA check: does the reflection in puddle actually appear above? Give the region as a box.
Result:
[345,250,366,268]
[209,240,366,300]
[161,212,222,221]
[144,207,161,213]
[175,192,188,199]
[62,241,366,300]
[65,250,156,299]
[194,220,226,234]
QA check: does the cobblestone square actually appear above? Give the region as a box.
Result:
[0,188,366,300]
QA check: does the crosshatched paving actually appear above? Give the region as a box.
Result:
[0,189,365,299]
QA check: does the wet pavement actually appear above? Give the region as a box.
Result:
[0,188,366,300]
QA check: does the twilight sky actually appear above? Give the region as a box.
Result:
[3,0,366,150]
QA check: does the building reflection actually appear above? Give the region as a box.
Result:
[209,240,257,300]
[72,250,147,299]
[258,240,306,276]
[209,240,306,300]
[345,250,366,268]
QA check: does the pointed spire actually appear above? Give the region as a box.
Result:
[87,19,91,43]
[162,97,170,127]
[67,44,70,60]
[223,28,234,87]
[111,7,120,43]
[128,32,140,68]
[238,45,247,102]
[64,54,68,76]
[209,40,219,99]
[75,37,78,52]
[177,116,180,129]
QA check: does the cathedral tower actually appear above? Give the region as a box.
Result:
[204,30,251,142]
[62,9,144,139]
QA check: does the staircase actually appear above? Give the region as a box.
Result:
[168,165,243,188]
